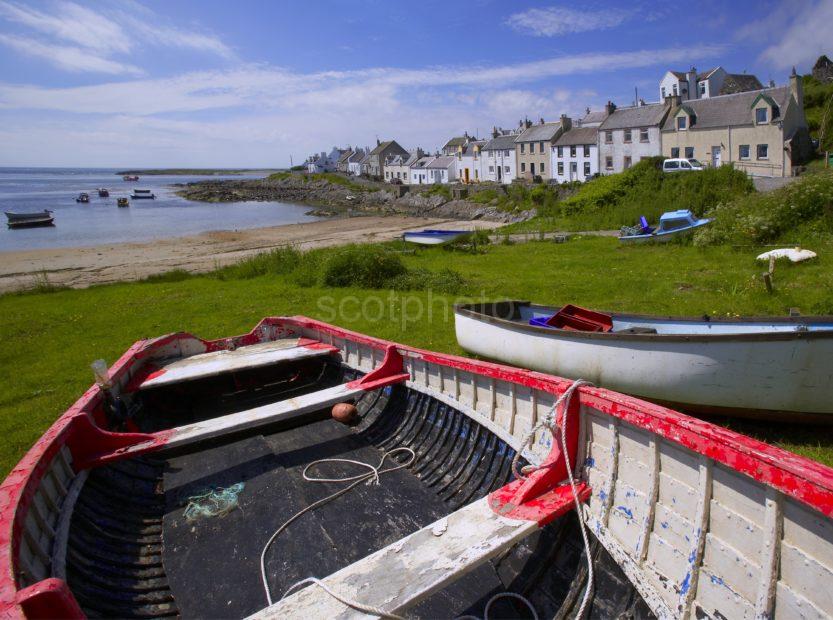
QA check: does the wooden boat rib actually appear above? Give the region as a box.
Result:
[1,317,831,619]
[455,301,833,420]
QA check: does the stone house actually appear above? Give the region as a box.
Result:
[514,117,570,181]
[368,139,408,179]
[661,71,811,177]
[551,127,599,183]
[481,134,519,183]
[384,150,423,183]
[598,101,670,174]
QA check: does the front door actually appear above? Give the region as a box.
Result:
[464,168,470,183]
[497,166,502,181]
[711,146,721,167]
[530,162,535,177]
[570,162,577,181]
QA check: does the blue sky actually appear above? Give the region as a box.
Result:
[0,0,830,167]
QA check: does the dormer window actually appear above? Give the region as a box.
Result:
[677,116,687,130]
[672,84,678,96]
[755,107,767,124]
[772,105,780,120]
[699,82,706,96]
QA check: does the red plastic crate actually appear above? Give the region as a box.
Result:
[545,304,613,332]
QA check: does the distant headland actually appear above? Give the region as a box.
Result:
[115,168,281,176]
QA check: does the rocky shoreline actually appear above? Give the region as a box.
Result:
[174,175,534,223]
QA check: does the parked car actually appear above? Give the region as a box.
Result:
[389,178,403,185]
[663,158,704,172]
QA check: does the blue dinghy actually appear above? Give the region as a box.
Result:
[403,229,470,245]
[619,209,711,244]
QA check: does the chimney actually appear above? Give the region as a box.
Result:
[664,94,682,107]
[525,117,532,129]
[604,100,616,115]
[790,66,803,109]
[585,106,590,115]
[492,126,498,138]
[539,117,545,125]
[376,138,381,146]
[560,114,572,131]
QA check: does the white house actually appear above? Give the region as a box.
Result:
[660,66,764,101]
[306,147,345,173]
[409,156,434,185]
[481,134,518,183]
[346,149,367,176]
[551,127,599,183]
[455,141,486,184]
[426,156,456,184]
[598,102,671,174]
[384,150,422,183]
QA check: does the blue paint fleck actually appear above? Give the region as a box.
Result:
[585,457,595,468]
[661,521,669,529]
[616,505,634,519]
[599,490,607,501]
[710,575,725,586]
[680,572,691,596]
[688,549,697,563]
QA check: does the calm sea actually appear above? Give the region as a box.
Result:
[0,168,318,252]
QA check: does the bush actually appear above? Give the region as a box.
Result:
[694,170,833,245]
[322,245,408,288]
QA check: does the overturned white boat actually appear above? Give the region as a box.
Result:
[455,301,833,421]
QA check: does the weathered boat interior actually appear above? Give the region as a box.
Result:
[2,318,832,619]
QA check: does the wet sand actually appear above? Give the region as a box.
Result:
[0,216,501,293]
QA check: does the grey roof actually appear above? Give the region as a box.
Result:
[719,73,764,95]
[358,153,371,165]
[696,67,719,81]
[411,156,434,169]
[670,70,687,79]
[661,86,790,131]
[555,127,598,146]
[427,156,455,169]
[515,122,562,143]
[483,135,518,150]
[459,141,486,156]
[369,140,407,156]
[599,103,669,130]
[442,136,469,150]
[337,149,353,164]
[580,110,607,125]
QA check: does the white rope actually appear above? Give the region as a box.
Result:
[281,577,405,620]
[260,447,416,611]
[456,591,539,620]
[509,378,595,620]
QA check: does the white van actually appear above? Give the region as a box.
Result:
[663,158,705,172]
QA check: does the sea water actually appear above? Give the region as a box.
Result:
[0,168,318,251]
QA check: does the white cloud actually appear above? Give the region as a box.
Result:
[0,33,143,74]
[0,0,234,75]
[506,6,632,37]
[738,0,833,71]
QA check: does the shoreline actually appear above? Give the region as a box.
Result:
[0,215,502,293]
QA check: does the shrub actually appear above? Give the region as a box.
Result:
[322,245,408,288]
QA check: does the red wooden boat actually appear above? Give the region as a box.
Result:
[1,318,831,619]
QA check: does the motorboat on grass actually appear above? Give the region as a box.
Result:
[455,301,833,421]
[1,317,831,619]
[403,229,470,245]
[5,210,54,228]
[619,209,711,243]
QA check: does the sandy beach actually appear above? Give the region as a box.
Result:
[0,216,502,293]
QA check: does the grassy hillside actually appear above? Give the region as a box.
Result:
[804,73,833,153]
[506,157,755,232]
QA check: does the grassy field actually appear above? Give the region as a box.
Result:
[2,236,833,477]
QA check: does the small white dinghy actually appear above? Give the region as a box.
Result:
[455,301,833,420]
[403,229,470,245]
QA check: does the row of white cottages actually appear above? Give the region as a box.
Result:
[308,69,810,183]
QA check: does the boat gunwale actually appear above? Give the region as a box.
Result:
[3,316,833,618]
[454,300,833,343]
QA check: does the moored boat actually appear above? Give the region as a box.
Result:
[619,209,711,243]
[5,210,54,228]
[96,188,109,198]
[75,192,89,203]
[403,229,470,245]
[1,317,831,619]
[116,197,129,207]
[122,175,139,181]
[455,301,833,420]
[131,188,155,199]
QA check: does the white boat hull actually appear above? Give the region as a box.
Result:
[403,231,468,245]
[454,308,833,419]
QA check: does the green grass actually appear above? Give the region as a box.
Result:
[266,171,367,192]
[2,236,833,476]
[804,73,833,152]
[505,158,755,233]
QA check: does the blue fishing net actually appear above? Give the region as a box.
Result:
[183,482,245,522]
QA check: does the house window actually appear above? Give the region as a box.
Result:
[529,143,534,153]
[671,147,680,158]
[557,162,564,175]
[699,82,706,96]
[570,145,576,157]
[639,128,649,142]
[739,144,750,160]
[520,144,525,154]
[504,150,510,157]
[521,162,526,172]
[583,145,590,157]
[685,147,694,158]
[605,156,613,170]
[672,84,678,95]
[504,165,510,173]
[489,165,494,172]
[755,108,767,124]
[605,131,613,143]
[624,156,632,169]
[772,105,780,120]
[677,116,686,130]
[475,170,479,180]
[540,162,545,173]
[583,161,591,177]
[557,146,563,157]
[404,172,407,180]
[757,144,769,160]
[661,86,666,98]
[624,129,632,143]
